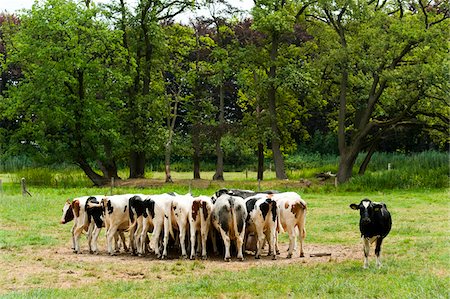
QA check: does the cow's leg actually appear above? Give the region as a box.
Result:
[190,223,197,260]
[255,227,265,259]
[210,229,219,256]
[363,237,370,269]
[119,231,128,252]
[161,218,170,259]
[91,226,102,254]
[87,222,94,254]
[269,225,277,260]
[218,228,231,261]
[135,218,143,254]
[201,224,209,260]
[70,223,76,250]
[139,219,149,256]
[107,226,118,255]
[375,237,384,268]
[150,222,162,258]
[73,226,85,254]
[298,226,305,258]
[114,233,120,252]
[179,224,188,259]
[236,228,245,261]
[286,227,296,258]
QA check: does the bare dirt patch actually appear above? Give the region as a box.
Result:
[0,241,360,294]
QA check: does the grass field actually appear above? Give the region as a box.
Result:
[0,181,448,298]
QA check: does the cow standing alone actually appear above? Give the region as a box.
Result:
[350,199,392,268]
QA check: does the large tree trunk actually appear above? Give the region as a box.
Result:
[358,142,377,175]
[97,160,120,180]
[257,142,264,181]
[267,32,287,179]
[129,151,145,178]
[77,158,109,186]
[165,146,173,183]
[213,138,224,180]
[337,149,359,184]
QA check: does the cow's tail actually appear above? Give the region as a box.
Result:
[230,198,239,240]
[297,199,307,239]
[128,196,138,232]
[276,202,284,233]
[168,200,175,239]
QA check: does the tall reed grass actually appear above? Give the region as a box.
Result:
[4,151,448,189]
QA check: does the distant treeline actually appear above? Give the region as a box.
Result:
[0,0,448,186]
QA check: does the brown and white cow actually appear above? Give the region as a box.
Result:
[273,192,307,258]
[189,195,214,260]
[212,194,247,261]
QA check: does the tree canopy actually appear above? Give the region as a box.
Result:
[0,0,448,185]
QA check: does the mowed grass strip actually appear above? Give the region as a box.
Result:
[0,186,448,298]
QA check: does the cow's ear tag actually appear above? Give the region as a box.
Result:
[374,207,380,211]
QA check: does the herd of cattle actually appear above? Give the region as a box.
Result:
[60,188,391,268]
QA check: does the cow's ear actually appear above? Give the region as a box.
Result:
[350,204,359,210]
[373,203,383,211]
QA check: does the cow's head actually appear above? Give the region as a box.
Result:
[61,199,74,224]
[350,199,384,224]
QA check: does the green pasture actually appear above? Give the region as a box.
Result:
[0,181,448,298]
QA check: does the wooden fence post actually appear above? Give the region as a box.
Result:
[21,178,32,197]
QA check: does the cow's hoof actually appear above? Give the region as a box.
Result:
[161,255,167,260]
[237,257,244,262]
[109,253,117,256]
[299,253,305,258]
[255,255,261,259]
[201,255,208,260]
[181,255,188,260]
[272,255,277,260]
[286,253,292,259]
[276,250,280,255]
[224,257,231,262]
[190,255,195,260]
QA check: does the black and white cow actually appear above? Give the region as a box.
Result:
[61,195,103,254]
[244,194,278,260]
[212,194,247,261]
[350,199,392,268]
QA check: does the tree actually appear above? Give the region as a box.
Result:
[4,0,129,185]
[162,23,196,182]
[250,0,314,179]
[311,0,449,183]
[112,0,193,179]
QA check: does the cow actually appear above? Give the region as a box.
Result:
[350,199,392,268]
[135,193,174,258]
[164,193,194,259]
[85,196,129,254]
[189,195,214,260]
[60,196,103,254]
[102,194,135,255]
[127,194,149,255]
[213,189,278,201]
[245,194,278,260]
[273,192,307,258]
[212,194,247,261]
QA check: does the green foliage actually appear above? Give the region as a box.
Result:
[3,0,130,168]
